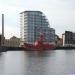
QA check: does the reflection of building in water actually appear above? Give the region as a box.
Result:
[20,11,55,45]
[62,31,75,47]
[5,36,20,47]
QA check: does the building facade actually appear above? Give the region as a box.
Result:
[62,31,75,46]
[20,11,55,45]
[5,36,20,47]
[0,35,5,46]
[55,35,63,47]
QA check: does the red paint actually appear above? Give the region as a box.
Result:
[21,33,55,50]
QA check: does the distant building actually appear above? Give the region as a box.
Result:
[0,35,5,46]
[72,33,75,44]
[62,31,75,47]
[5,36,20,47]
[55,35,63,47]
[20,11,55,45]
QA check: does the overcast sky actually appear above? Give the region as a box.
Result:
[0,0,75,38]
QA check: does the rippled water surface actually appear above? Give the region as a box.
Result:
[0,50,75,75]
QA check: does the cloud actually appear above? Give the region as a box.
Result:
[4,26,20,39]
[0,0,75,38]
[0,25,20,39]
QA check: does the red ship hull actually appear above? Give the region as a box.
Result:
[22,43,55,50]
[21,33,56,50]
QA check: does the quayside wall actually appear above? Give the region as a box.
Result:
[0,46,75,52]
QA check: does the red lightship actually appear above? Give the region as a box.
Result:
[21,33,56,51]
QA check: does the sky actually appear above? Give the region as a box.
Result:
[0,0,75,39]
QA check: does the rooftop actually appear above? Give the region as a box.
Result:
[20,10,42,14]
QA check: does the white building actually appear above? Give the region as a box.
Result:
[20,11,55,45]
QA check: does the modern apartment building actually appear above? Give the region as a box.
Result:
[62,31,75,46]
[20,11,55,45]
